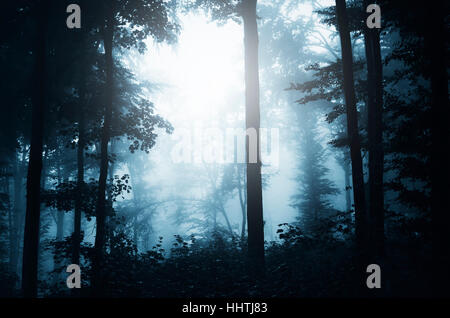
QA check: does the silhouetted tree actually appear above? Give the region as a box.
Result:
[241,0,265,275]
[193,0,265,275]
[290,106,339,232]
[362,0,384,259]
[89,0,177,295]
[335,0,367,253]
[22,0,49,298]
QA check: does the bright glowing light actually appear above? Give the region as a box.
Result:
[129,13,245,127]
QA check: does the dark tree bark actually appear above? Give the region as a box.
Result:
[424,0,450,297]
[363,0,384,258]
[10,149,27,281]
[21,0,49,298]
[73,50,87,266]
[3,166,13,273]
[92,6,115,295]
[7,173,13,271]
[106,143,115,248]
[53,170,65,286]
[335,0,368,252]
[56,159,65,243]
[56,210,64,241]
[242,0,265,275]
[344,161,352,213]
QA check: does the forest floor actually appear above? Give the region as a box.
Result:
[0,227,433,298]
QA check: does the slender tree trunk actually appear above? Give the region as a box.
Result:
[363,0,384,259]
[239,197,246,240]
[55,160,65,243]
[133,215,139,249]
[335,0,368,249]
[2,165,13,272]
[237,168,246,241]
[335,0,368,293]
[344,160,352,213]
[130,164,141,249]
[22,0,49,298]
[56,211,64,241]
[144,230,151,251]
[106,145,115,247]
[12,149,27,286]
[425,0,450,297]
[93,6,114,295]
[10,155,24,274]
[242,0,265,275]
[53,175,65,286]
[55,169,66,244]
[220,206,234,236]
[73,50,87,266]
[7,171,13,271]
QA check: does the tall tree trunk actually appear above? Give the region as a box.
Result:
[73,50,87,266]
[7,171,13,271]
[363,0,384,259]
[56,209,64,242]
[344,160,352,213]
[237,167,246,241]
[425,0,450,297]
[106,143,115,248]
[21,0,49,298]
[54,207,64,279]
[130,163,141,249]
[242,0,265,276]
[2,165,13,272]
[93,6,114,295]
[55,167,66,244]
[55,158,65,243]
[220,206,234,236]
[10,154,24,275]
[335,0,368,287]
[12,149,27,287]
[53,171,65,286]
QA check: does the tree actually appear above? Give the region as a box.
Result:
[378,0,448,294]
[21,0,49,298]
[90,0,177,295]
[334,0,367,253]
[72,51,87,268]
[290,106,339,233]
[188,0,265,274]
[362,0,384,259]
[241,0,265,274]
[221,164,247,240]
[72,0,96,268]
[92,3,114,295]
[422,0,450,297]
